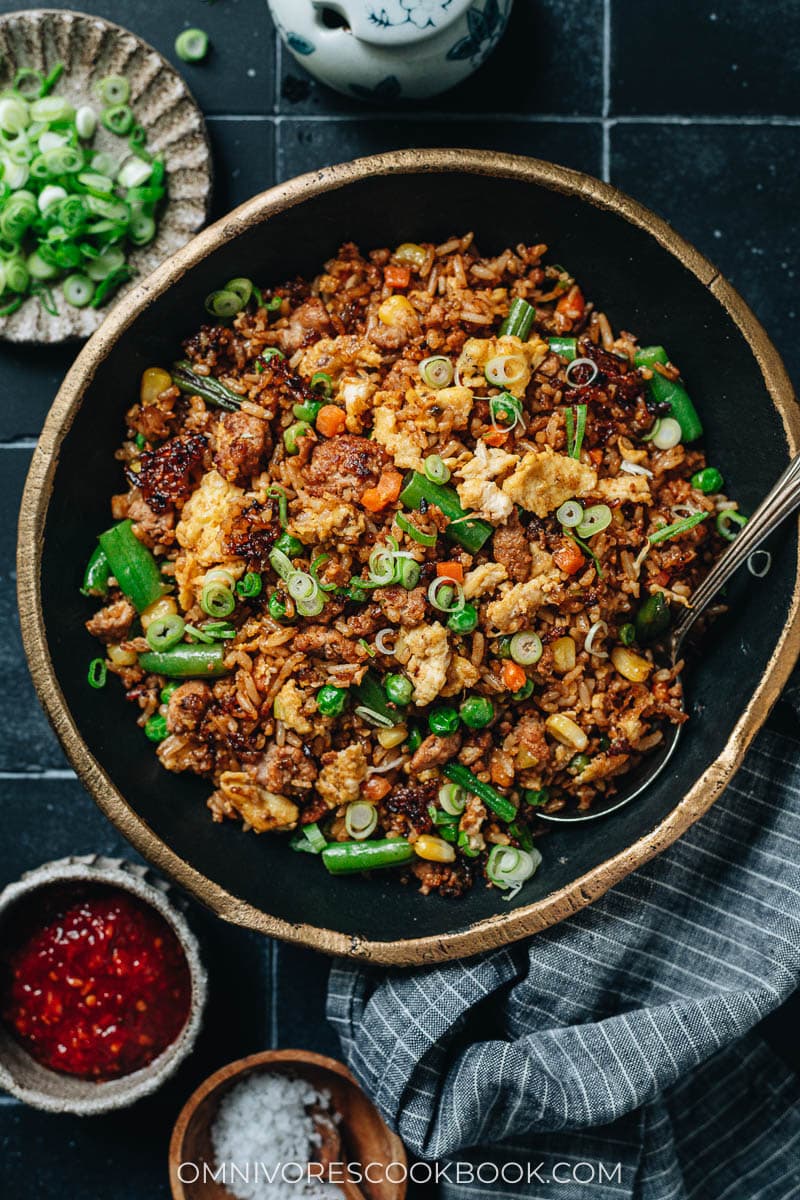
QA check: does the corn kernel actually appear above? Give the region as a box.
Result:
[107,643,137,667]
[611,646,652,683]
[552,636,576,673]
[515,748,539,770]
[140,595,177,630]
[395,242,427,269]
[545,713,588,752]
[140,367,172,406]
[413,834,456,864]
[378,294,416,327]
[377,724,407,749]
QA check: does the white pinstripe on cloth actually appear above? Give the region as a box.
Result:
[327,726,800,1199]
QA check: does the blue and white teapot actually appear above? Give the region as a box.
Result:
[268,0,514,101]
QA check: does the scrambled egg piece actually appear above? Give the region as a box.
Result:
[394,621,452,706]
[502,446,597,517]
[289,493,367,545]
[440,653,480,697]
[174,470,245,608]
[274,679,313,735]
[371,385,474,472]
[341,377,377,433]
[485,546,564,633]
[218,771,299,833]
[315,744,368,809]
[455,441,520,523]
[463,561,508,600]
[295,334,381,381]
[595,474,653,505]
[456,333,548,398]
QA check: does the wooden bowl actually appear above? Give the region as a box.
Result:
[168,1049,407,1200]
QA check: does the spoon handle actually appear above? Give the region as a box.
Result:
[672,450,800,648]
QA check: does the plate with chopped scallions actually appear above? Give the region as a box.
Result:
[0,9,212,342]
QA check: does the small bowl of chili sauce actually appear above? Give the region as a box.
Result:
[0,857,206,1114]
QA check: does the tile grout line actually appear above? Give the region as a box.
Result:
[601,0,611,181]
[0,770,77,779]
[208,111,800,127]
[0,438,37,449]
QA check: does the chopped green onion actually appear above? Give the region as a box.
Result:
[205,288,244,318]
[146,613,185,652]
[423,454,450,485]
[509,631,542,666]
[489,391,523,430]
[310,553,337,592]
[428,576,465,613]
[117,157,152,190]
[556,500,584,528]
[310,370,333,397]
[485,353,527,389]
[565,403,587,459]
[566,531,603,577]
[63,273,94,307]
[438,782,466,816]
[419,355,453,389]
[576,504,612,540]
[619,622,636,646]
[652,417,682,450]
[486,844,541,897]
[344,802,378,841]
[649,512,709,544]
[716,510,747,541]
[87,657,107,689]
[101,104,134,136]
[200,579,235,618]
[75,105,97,139]
[175,28,210,63]
[499,297,535,340]
[395,511,437,547]
[284,421,312,455]
[236,572,263,598]
[95,76,130,106]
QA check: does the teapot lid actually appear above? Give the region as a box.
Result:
[318,1,474,47]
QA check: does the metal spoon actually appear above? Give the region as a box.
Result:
[538,451,800,824]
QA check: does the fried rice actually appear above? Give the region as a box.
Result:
[83,232,737,898]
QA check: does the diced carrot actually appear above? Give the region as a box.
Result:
[589,448,603,464]
[553,539,585,576]
[653,569,670,587]
[436,561,464,584]
[384,264,411,289]
[482,428,508,447]
[556,285,585,322]
[316,404,346,437]
[361,468,403,513]
[501,660,527,692]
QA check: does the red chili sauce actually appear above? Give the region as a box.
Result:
[1,887,191,1080]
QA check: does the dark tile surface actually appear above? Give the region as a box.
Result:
[0,0,276,116]
[277,117,603,179]
[611,0,800,116]
[609,121,800,383]
[1,2,799,1196]
[278,0,604,117]
[1,450,66,771]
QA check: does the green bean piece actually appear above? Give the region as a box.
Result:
[80,544,111,597]
[634,346,703,442]
[138,643,228,678]
[442,761,517,823]
[547,336,577,361]
[398,471,493,553]
[635,592,671,643]
[499,297,535,340]
[98,519,165,612]
[321,838,414,875]
[171,360,243,412]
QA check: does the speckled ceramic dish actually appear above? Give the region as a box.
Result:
[0,855,207,1114]
[16,150,800,965]
[0,8,212,344]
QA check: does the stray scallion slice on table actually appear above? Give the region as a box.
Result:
[175,28,210,63]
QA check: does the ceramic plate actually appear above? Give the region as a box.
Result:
[0,7,212,343]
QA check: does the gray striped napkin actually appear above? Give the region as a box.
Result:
[327,721,800,1199]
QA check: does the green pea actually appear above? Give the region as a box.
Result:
[274,532,304,558]
[405,726,423,753]
[144,714,168,742]
[524,787,550,807]
[293,399,324,423]
[316,684,348,717]
[159,682,179,705]
[428,706,460,736]
[385,673,413,707]
[511,678,535,701]
[447,603,478,634]
[691,466,724,494]
[459,695,494,729]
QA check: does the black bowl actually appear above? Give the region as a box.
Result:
[18,151,800,964]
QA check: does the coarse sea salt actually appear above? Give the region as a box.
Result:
[210,1071,340,1200]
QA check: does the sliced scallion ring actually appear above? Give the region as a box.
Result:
[344,802,378,841]
[652,417,683,450]
[95,75,130,106]
[75,105,97,139]
[716,510,747,542]
[556,500,584,528]
[509,631,543,666]
[428,576,465,613]
[395,511,437,547]
[486,844,542,898]
[419,355,453,389]
[438,782,467,816]
[576,504,612,540]
[175,27,210,63]
[484,353,527,388]
[564,357,599,388]
[205,288,244,318]
[423,453,450,485]
[287,572,318,603]
[117,157,152,189]
[62,273,94,307]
